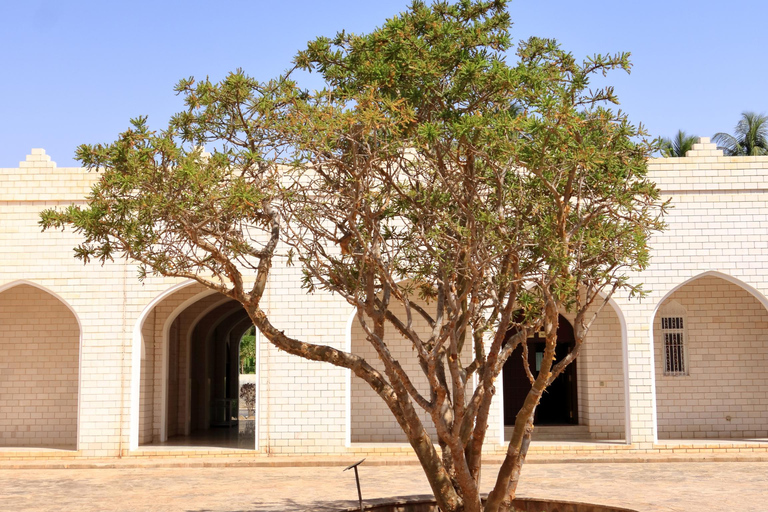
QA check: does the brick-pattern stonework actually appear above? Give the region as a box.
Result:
[573,303,627,440]
[350,299,444,443]
[3,140,768,460]
[0,284,79,448]
[139,311,155,445]
[352,302,627,444]
[654,276,768,438]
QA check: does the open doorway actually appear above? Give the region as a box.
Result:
[138,288,257,450]
[502,315,578,427]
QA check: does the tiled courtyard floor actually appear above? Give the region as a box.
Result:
[0,461,763,511]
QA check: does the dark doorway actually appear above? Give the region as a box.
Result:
[502,315,578,426]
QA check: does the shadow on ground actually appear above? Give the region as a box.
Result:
[186,494,437,512]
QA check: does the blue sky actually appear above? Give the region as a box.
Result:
[1,0,766,167]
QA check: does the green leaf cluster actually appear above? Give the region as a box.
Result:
[40,3,667,510]
[285,0,664,322]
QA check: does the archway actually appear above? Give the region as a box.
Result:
[501,301,627,443]
[502,315,578,428]
[0,283,80,449]
[185,301,253,447]
[349,296,440,443]
[652,273,768,440]
[136,284,257,450]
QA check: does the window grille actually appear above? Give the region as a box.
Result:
[661,316,687,375]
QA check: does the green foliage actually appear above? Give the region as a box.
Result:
[240,327,256,374]
[40,2,666,510]
[713,111,768,156]
[659,130,698,157]
[286,1,663,320]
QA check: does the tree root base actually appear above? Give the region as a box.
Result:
[339,495,639,512]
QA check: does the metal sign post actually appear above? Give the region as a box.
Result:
[343,458,366,511]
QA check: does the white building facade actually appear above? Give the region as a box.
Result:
[1,138,767,460]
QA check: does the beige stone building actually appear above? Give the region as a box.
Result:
[1,138,767,460]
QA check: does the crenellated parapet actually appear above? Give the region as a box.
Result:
[0,149,99,203]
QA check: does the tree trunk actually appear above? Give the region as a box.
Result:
[484,398,537,512]
[505,417,534,501]
[485,306,559,512]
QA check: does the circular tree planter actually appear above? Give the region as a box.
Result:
[341,496,638,512]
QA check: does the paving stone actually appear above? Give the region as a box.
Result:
[0,461,764,511]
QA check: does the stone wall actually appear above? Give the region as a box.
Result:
[0,284,79,447]
[3,140,768,457]
[654,276,768,438]
[350,298,441,443]
[575,303,627,440]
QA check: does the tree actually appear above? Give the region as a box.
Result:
[240,326,256,374]
[713,111,768,156]
[40,2,665,511]
[239,382,256,418]
[659,130,698,157]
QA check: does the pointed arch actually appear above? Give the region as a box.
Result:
[0,280,84,333]
[495,292,629,444]
[160,293,232,440]
[652,270,768,318]
[0,280,82,449]
[650,270,768,441]
[132,282,263,449]
[157,288,223,442]
[598,293,631,444]
[129,280,216,449]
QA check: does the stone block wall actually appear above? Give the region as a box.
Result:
[0,284,79,447]
[350,297,441,443]
[575,303,627,440]
[3,140,768,457]
[256,259,349,454]
[654,276,768,438]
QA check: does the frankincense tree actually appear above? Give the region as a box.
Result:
[41,2,665,511]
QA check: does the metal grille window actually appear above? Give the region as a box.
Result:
[661,316,687,375]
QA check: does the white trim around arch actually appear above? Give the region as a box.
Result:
[494,295,631,445]
[0,280,85,450]
[603,295,632,445]
[344,307,357,448]
[251,325,262,450]
[129,280,217,450]
[647,270,768,444]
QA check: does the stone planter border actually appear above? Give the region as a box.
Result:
[341,495,639,512]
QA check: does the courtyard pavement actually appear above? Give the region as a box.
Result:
[0,460,764,511]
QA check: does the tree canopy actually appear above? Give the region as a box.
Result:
[713,111,768,156]
[40,2,665,511]
[660,130,698,157]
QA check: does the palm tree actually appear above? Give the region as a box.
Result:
[659,130,698,157]
[713,111,768,156]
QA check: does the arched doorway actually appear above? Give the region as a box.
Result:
[136,284,257,450]
[187,302,252,439]
[0,283,80,449]
[653,273,768,440]
[502,315,578,427]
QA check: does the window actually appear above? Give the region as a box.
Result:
[661,315,687,376]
